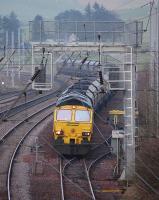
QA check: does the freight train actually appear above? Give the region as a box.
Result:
[53,74,110,155]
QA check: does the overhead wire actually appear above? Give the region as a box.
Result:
[103,0,156,36]
[142,0,155,31]
[111,0,144,11]
[128,0,157,22]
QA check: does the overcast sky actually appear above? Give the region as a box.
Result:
[0,0,150,21]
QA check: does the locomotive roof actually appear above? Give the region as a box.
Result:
[56,78,100,108]
[56,91,92,108]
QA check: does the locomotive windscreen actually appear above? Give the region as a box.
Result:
[56,109,72,121]
[75,110,90,122]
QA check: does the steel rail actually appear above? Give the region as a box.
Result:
[0,90,36,105]
[41,124,111,199]
[59,158,65,200]
[86,151,112,200]
[42,157,94,200]
[0,77,66,120]
[0,89,35,100]
[0,102,55,143]
[84,134,112,158]
[0,97,18,105]
[61,158,95,199]
[0,91,21,101]
[88,151,111,174]
[62,157,77,172]
[61,157,79,200]
[7,105,53,199]
[0,90,58,119]
[83,159,96,200]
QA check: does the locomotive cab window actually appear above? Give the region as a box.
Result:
[75,110,90,122]
[56,109,72,121]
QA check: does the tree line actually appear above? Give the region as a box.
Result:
[55,2,119,21]
[0,12,20,47]
[0,2,120,44]
[31,2,120,42]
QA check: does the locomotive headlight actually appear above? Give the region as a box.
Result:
[82,132,91,136]
[56,130,64,135]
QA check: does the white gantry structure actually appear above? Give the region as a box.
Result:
[32,42,136,179]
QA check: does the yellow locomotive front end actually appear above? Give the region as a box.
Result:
[53,105,93,155]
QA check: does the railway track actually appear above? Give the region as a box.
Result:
[59,157,95,200]
[0,78,69,141]
[0,89,38,103]
[0,90,56,119]
[0,94,57,142]
[0,99,56,199]
[58,143,119,200]
[0,90,39,112]
[0,90,22,101]
[0,80,66,120]
[32,132,114,200]
[0,75,66,108]
[56,125,118,200]
[26,91,124,199]
[0,77,71,199]
[86,151,121,200]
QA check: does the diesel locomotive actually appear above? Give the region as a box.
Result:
[53,76,110,155]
